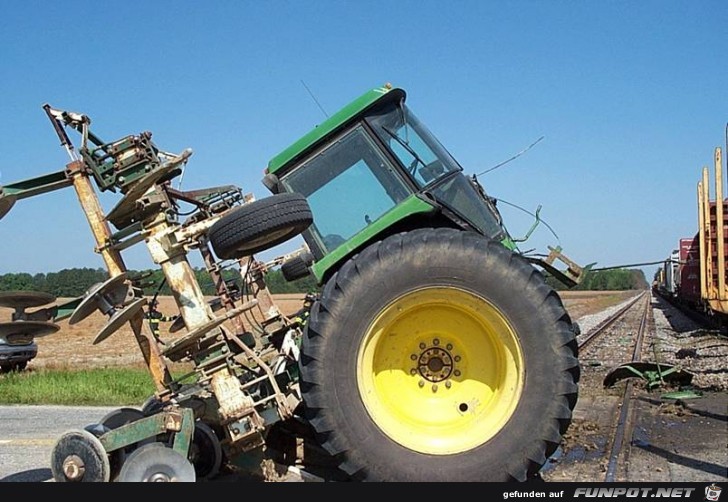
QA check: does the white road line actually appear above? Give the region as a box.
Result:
[0,439,55,446]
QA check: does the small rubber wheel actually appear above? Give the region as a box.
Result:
[84,423,126,481]
[101,407,145,430]
[281,251,314,282]
[99,405,156,476]
[50,429,111,482]
[141,396,165,416]
[208,193,313,260]
[188,421,223,481]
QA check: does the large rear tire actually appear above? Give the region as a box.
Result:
[299,228,579,481]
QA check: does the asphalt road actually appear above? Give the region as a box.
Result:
[0,405,118,482]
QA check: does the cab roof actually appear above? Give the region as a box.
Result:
[266,85,406,175]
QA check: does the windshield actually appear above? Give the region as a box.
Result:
[367,100,506,241]
[280,126,412,255]
[367,101,460,188]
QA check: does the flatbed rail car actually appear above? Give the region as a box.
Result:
[655,138,728,326]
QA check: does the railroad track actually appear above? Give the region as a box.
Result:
[580,291,652,482]
[577,291,649,351]
[543,291,654,482]
[602,292,651,482]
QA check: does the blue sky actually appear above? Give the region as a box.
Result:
[0,1,726,283]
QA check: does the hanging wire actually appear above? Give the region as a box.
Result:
[476,135,545,177]
[493,197,561,244]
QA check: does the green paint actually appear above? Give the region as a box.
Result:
[661,389,703,400]
[100,413,168,452]
[267,86,403,175]
[500,236,517,251]
[53,297,83,322]
[99,408,195,457]
[171,407,195,456]
[311,194,436,283]
[1,169,72,199]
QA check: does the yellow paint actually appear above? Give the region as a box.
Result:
[716,148,725,301]
[357,287,524,455]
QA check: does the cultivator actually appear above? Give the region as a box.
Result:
[0,105,316,481]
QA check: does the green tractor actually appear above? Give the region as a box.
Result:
[242,84,582,481]
[0,84,581,482]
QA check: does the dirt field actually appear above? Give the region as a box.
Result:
[1,290,640,371]
[1,294,307,371]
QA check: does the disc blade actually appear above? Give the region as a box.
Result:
[69,273,129,325]
[93,297,146,345]
[0,321,60,339]
[106,162,181,229]
[117,443,196,482]
[0,291,57,309]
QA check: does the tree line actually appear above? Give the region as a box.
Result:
[0,267,318,298]
[545,268,648,291]
[0,266,646,299]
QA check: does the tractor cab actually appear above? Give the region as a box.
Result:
[264,84,582,287]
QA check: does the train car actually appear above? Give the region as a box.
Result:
[653,249,677,297]
[694,146,728,319]
[665,248,680,294]
[656,140,728,328]
[677,235,701,308]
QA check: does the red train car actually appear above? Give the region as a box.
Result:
[658,143,728,324]
[695,146,728,317]
[677,236,701,306]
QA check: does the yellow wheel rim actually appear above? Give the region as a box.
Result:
[357,287,525,455]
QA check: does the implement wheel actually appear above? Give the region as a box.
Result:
[50,429,111,482]
[299,228,579,481]
[188,421,222,480]
[208,193,312,260]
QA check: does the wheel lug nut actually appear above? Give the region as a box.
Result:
[410,368,417,375]
[410,354,417,361]
[445,381,452,389]
[446,343,453,350]
[433,338,439,346]
[432,384,438,393]
[418,380,425,388]
[454,355,461,362]
[454,370,461,377]
[419,342,426,350]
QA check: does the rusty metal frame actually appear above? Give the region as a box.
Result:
[67,159,174,391]
[0,104,308,477]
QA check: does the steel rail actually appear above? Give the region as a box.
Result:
[603,293,651,482]
[578,291,648,351]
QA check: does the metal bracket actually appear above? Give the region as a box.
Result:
[526,245,586,288]
[603,361,694,390]
[98,407,195,458]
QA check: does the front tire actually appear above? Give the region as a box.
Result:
[299,228,579,481]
